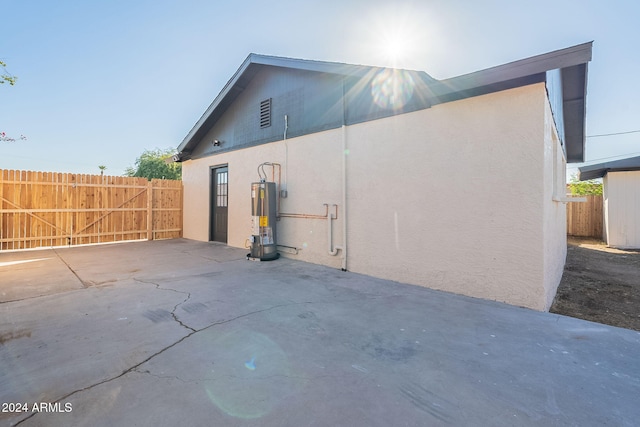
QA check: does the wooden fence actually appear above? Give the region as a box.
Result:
[566,194,603,239]
[0,169,182,250]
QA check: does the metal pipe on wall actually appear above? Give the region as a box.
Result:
[340,125,348,271]
[339,77,348,271]
[284,115,289,201]
[327,204,342,256]
[273,110,347,268]
[279,204,335,220]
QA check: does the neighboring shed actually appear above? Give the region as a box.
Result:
[175,42,592,311]
[579,155,640,249]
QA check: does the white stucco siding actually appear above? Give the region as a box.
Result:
[604,171,640,249]
[346,84,548,309]
[182,129,345,269]
[603,177,610,244]
[182,82,559,310]
[182,159,210,242]
[541,95,568,310]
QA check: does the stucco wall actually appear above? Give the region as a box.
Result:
[604,171,640,249]
[182,129,345,269]
[345,84,547,309]
[182,83,561,310]
[542,95,568,310]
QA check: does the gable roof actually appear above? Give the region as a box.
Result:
[578,155,640,180]
[177,42,592,162]
[176,55,435,157]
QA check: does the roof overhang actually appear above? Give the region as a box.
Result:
[561,60,590,163]
[431,42,592,163]
[435,42,591,97]
[578,155,640,180]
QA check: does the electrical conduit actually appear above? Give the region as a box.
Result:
[327,204,342,256]
[328,124,348,272]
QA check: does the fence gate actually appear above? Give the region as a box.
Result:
[0,169,182,250]
[566,194,603,239]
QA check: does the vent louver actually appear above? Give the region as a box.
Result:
[260,98,271,128]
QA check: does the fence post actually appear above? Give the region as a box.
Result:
[147,181,153,241]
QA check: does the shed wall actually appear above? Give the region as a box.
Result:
[604,171,640,249]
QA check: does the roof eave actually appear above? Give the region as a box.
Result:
[563,61,589,163]
[177,54,256,156]
[578,155,640,180]
[435,42,592,97]
[432,42,591,163]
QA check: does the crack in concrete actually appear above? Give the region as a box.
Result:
[15,300,318,425]
[13,328,198,426]
[0,293,61,304]
[12,289,389,426]
[134,278,196,333]
[52,248,88,288]
[171,299,196,332]
[133,368,192,384]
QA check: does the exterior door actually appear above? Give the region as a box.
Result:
[210,166,228,243]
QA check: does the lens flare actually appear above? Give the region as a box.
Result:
[371,69,415,110]
[244,357,256,371]
[203,329,303,419]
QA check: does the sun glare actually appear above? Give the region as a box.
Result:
[380,32,412,66]
[362,10,426,110]
[356,5,437,70]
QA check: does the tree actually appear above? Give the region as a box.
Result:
[98,165,107,176]
[1,132,26,142]
[125,148,181,180]
[568,173,603,196]
[1,60,17,85]
[1,59,26,143]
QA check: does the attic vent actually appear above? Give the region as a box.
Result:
[260,98,272,128]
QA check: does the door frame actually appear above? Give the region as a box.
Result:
[209,165,229,243]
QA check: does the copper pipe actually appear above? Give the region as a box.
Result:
[279,204,338,220]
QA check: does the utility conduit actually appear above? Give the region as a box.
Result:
[279,204,337,220]
[278,204,342,256]
[340,124,347,270]
[327,204,342,256]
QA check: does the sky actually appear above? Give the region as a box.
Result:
[1,0,639,178]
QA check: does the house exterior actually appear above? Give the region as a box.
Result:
[175,42,592,311]
[579,155,640,249]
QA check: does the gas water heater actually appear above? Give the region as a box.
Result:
[249,181,279,260]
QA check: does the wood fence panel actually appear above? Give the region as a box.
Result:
[567,194,603,239]
[0,169,182,250]
[150,178,183,240]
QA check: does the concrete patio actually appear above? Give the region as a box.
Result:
[1,239,639,426]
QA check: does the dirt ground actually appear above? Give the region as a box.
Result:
[550,236,640,332]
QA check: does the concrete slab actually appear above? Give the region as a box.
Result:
[0,250,84,302]
[1,239,639,426]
